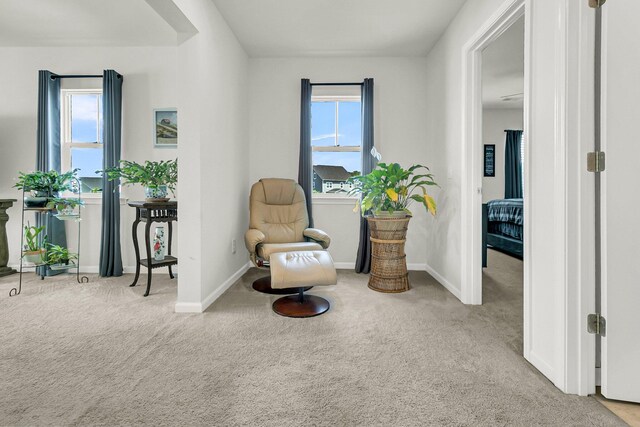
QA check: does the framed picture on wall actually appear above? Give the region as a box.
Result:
[154,108,178,148]
[484,144,495,177]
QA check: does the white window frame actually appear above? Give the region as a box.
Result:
[61,89,103,198]
[311,95,361,200]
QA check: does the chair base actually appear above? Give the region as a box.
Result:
[272,292,330,318]
[252,276,312,295]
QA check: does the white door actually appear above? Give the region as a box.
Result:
[600,0,640,403]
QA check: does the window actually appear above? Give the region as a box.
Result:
[311,95,362,196]
[61,89,104,194]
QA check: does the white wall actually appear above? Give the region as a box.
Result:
[0,46,178,272]
[248,57,430,267]
[172,0,250,311]
[481,108,523,202]
[424,0,509,297]
[424,0,597,394]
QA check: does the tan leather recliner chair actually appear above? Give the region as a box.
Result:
[245,178,331,293]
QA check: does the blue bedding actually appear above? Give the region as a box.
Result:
[487,198,523,225]
[487,198,523,241]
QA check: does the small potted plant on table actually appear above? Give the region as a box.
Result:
[22,223,47,264]
[103,159,177,202]
[348,161,438,293]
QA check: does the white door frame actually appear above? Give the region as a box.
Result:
[460,0,526,306]
[461,0,597,395]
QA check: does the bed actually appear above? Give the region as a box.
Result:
[482,198,523,267]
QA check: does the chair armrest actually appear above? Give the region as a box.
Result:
[303,228,331,249]
[245,229,266,253]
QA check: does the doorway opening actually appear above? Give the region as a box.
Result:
[460,0,526,307]
[479,16,525,338]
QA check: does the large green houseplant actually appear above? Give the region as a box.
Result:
[347,162,438,218]
[103,159,177,202]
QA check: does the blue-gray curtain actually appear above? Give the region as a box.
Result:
[36,70,66,277]
[355,78,375,274]
[298,78,314,227]
[504,130,523,199]
[99,70,123,277]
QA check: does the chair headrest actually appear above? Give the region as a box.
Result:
[255,178,305,206]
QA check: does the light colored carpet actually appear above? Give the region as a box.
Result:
[0,250,624,426]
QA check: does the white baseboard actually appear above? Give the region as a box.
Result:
[333,262,355,269]
[174,262,250,313]
[424,263,462,300]
[333,262,427,271]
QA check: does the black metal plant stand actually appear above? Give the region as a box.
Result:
[128,201,177,297]
[10,178,89,297]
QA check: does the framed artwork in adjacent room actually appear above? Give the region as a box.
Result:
[484,144,495,177]
[154,108,177,148]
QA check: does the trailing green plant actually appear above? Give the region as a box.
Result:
[347,162,438,217]
[23,222,47,253]
[15,169,80,195]
[45,244,78,265]
[102,159,177,193]
[46,197,85,211]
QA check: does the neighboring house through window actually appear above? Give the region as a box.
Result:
[311,90,362,196]
[61,89,104,194]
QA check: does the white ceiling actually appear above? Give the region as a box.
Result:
[211,0,467,57]
[0,0,177,47]
[482,16,525,109]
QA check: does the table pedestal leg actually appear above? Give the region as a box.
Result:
[130,218,141,287]
[168,221,174,279]
[144,221,152,297]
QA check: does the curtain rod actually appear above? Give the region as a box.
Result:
[50,74,103,80]
[504,129,524,132]
[310,82,363,86]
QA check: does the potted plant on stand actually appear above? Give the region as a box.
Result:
[22,223,47,264]
[45,244,78,271]
[14,171,49,207]
[47,197,85,218]
[347,161,438,293]
[15,169,79,207]
[103,159,177,202]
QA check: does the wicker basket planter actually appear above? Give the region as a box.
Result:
[367,216,410,293]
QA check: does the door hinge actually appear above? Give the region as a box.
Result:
[587,313,606,336]
[587,151,605,172]
[588,0,606,8]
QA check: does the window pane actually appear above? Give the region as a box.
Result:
[312,152,361,194]
[311,102,336,147]
[71,147,103,177]
[338,101,361,146]
[71,94,101,143]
